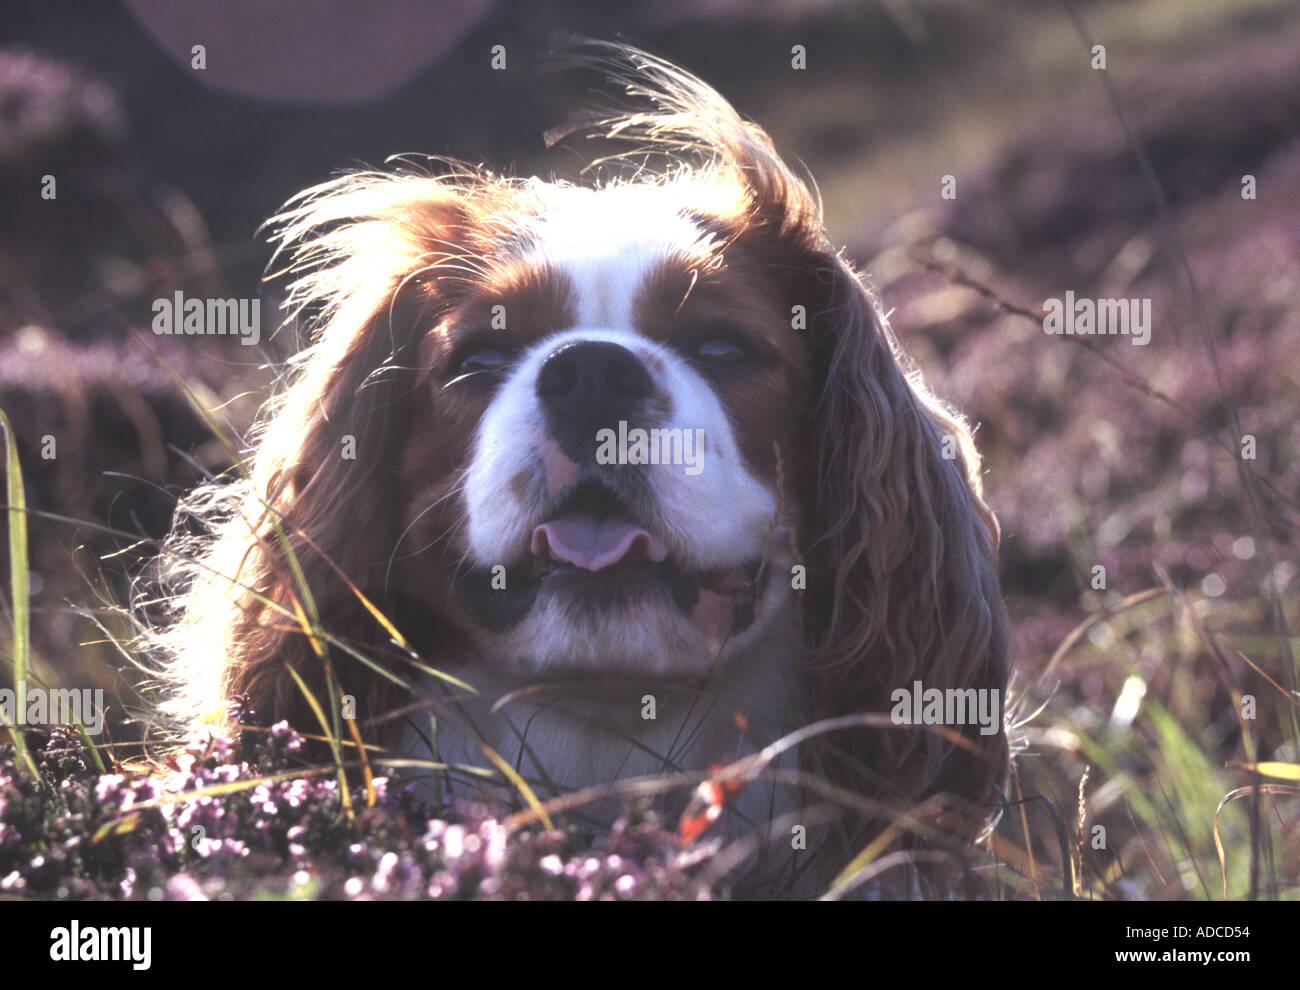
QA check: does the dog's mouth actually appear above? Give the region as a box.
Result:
[527,480,669,578]
[455,480,762,637]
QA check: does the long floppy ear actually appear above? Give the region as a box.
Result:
[800,258,1009,824]
[156,170,493,739]
[563,42,1009,825]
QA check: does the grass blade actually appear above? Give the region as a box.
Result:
[0,408,39,779]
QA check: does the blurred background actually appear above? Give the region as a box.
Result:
[2,0,1298,899]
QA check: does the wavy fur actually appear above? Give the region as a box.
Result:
[149,42,1010,876]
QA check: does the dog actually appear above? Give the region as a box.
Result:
[153,42,1010,890]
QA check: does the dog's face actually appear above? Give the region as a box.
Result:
[392,182,815,681]
[161,45,1008,833]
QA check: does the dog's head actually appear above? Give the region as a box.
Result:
[159,43,1008,830]
[397,176,814,683]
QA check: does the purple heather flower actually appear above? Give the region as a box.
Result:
[269,721,304,753]
[94,773,127,806]
[443,825,465,859]
[165,873,209,900]
[539,854,563,876]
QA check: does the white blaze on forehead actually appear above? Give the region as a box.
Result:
[523,183,710,328]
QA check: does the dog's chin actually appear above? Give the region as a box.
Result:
[453,555,764,681]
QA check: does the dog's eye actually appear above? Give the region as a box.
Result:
[457,348,510,374]
[695,338,748,363]
[443,343,513,388]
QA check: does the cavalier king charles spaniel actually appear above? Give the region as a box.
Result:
[154,43,1010,887]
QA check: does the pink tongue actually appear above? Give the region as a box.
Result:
[531,514,669,572]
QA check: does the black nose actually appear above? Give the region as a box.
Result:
[536,341,654,464]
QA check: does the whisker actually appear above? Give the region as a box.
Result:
[383,479,468,593]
